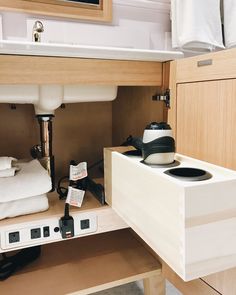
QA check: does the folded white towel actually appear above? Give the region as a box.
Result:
[171,0,224,52]
[0,167,18,178]
[0,194,49,220]
[0,157,16,171]
[223,0,236,48]
[0,159,52,202]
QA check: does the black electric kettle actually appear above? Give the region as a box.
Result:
[125,122,175,165]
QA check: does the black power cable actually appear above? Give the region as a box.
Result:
[57,136,136,201]
[0,246,41,281]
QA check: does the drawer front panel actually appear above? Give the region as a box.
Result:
[175,48,236,83]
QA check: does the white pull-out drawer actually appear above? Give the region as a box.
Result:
[104,147,236,281]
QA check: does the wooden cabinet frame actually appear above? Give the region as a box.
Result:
[0,55,167,295]
[0,0,112,22]
[0,55,163,85]
[168,48,236,295]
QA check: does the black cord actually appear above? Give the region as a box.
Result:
[57,175,69,200]
[57,158,103,200]
[0,246,41,281]
[64,203,70,219]
[57,136,135,200]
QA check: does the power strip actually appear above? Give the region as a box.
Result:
[0,211,97,252]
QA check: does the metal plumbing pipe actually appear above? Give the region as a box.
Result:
[37,115,55,191]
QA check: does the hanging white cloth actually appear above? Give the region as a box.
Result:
[223,0,236,48]
[171,0,224,52]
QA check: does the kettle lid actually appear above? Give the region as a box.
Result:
[145,122,171,130]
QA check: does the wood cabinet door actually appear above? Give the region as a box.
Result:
[177,79,236,170]
[176,79,236,294]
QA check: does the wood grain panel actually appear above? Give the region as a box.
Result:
[167,47,236,294]
[0,104,39,159]
[0,102,112,180]
[112,86,165,146]
[175,47,236,83]
[0,55,163,86]
[163,264,220,295]
[202,268,236,295]
[54,102,112,179]
[176,79,236,293]
[167,60,177,137]
[0,0,112,22]
[0,229,161,295]
[176,80,236,170]
[143,274,166,295]
[162,61,171,122]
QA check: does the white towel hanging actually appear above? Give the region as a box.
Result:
[171,0,224,53]
[223,0,236,48]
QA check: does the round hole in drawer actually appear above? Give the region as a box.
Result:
[164,167,212,181]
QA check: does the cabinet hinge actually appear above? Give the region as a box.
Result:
[152,89,170,108]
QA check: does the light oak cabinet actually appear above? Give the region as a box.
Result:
[176,80,236,170]
[168,48,236,295]
[2,49,236,294]
[0,55,168,295]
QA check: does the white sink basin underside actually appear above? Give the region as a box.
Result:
[0,40,183,61]
[0,84,118,114]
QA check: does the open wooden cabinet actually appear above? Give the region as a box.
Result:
[1,48,236,294]
[0,54,168,295]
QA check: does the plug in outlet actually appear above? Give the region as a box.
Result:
[1,212,97,251]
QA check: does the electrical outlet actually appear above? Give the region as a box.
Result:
[31,228,41,239]
[9,232,20,243]
[80,219,90,230]
[1,212,98,251]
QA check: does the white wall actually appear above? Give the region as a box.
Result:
[0,0,171,50]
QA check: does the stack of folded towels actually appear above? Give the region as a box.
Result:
[0,157,52,220]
